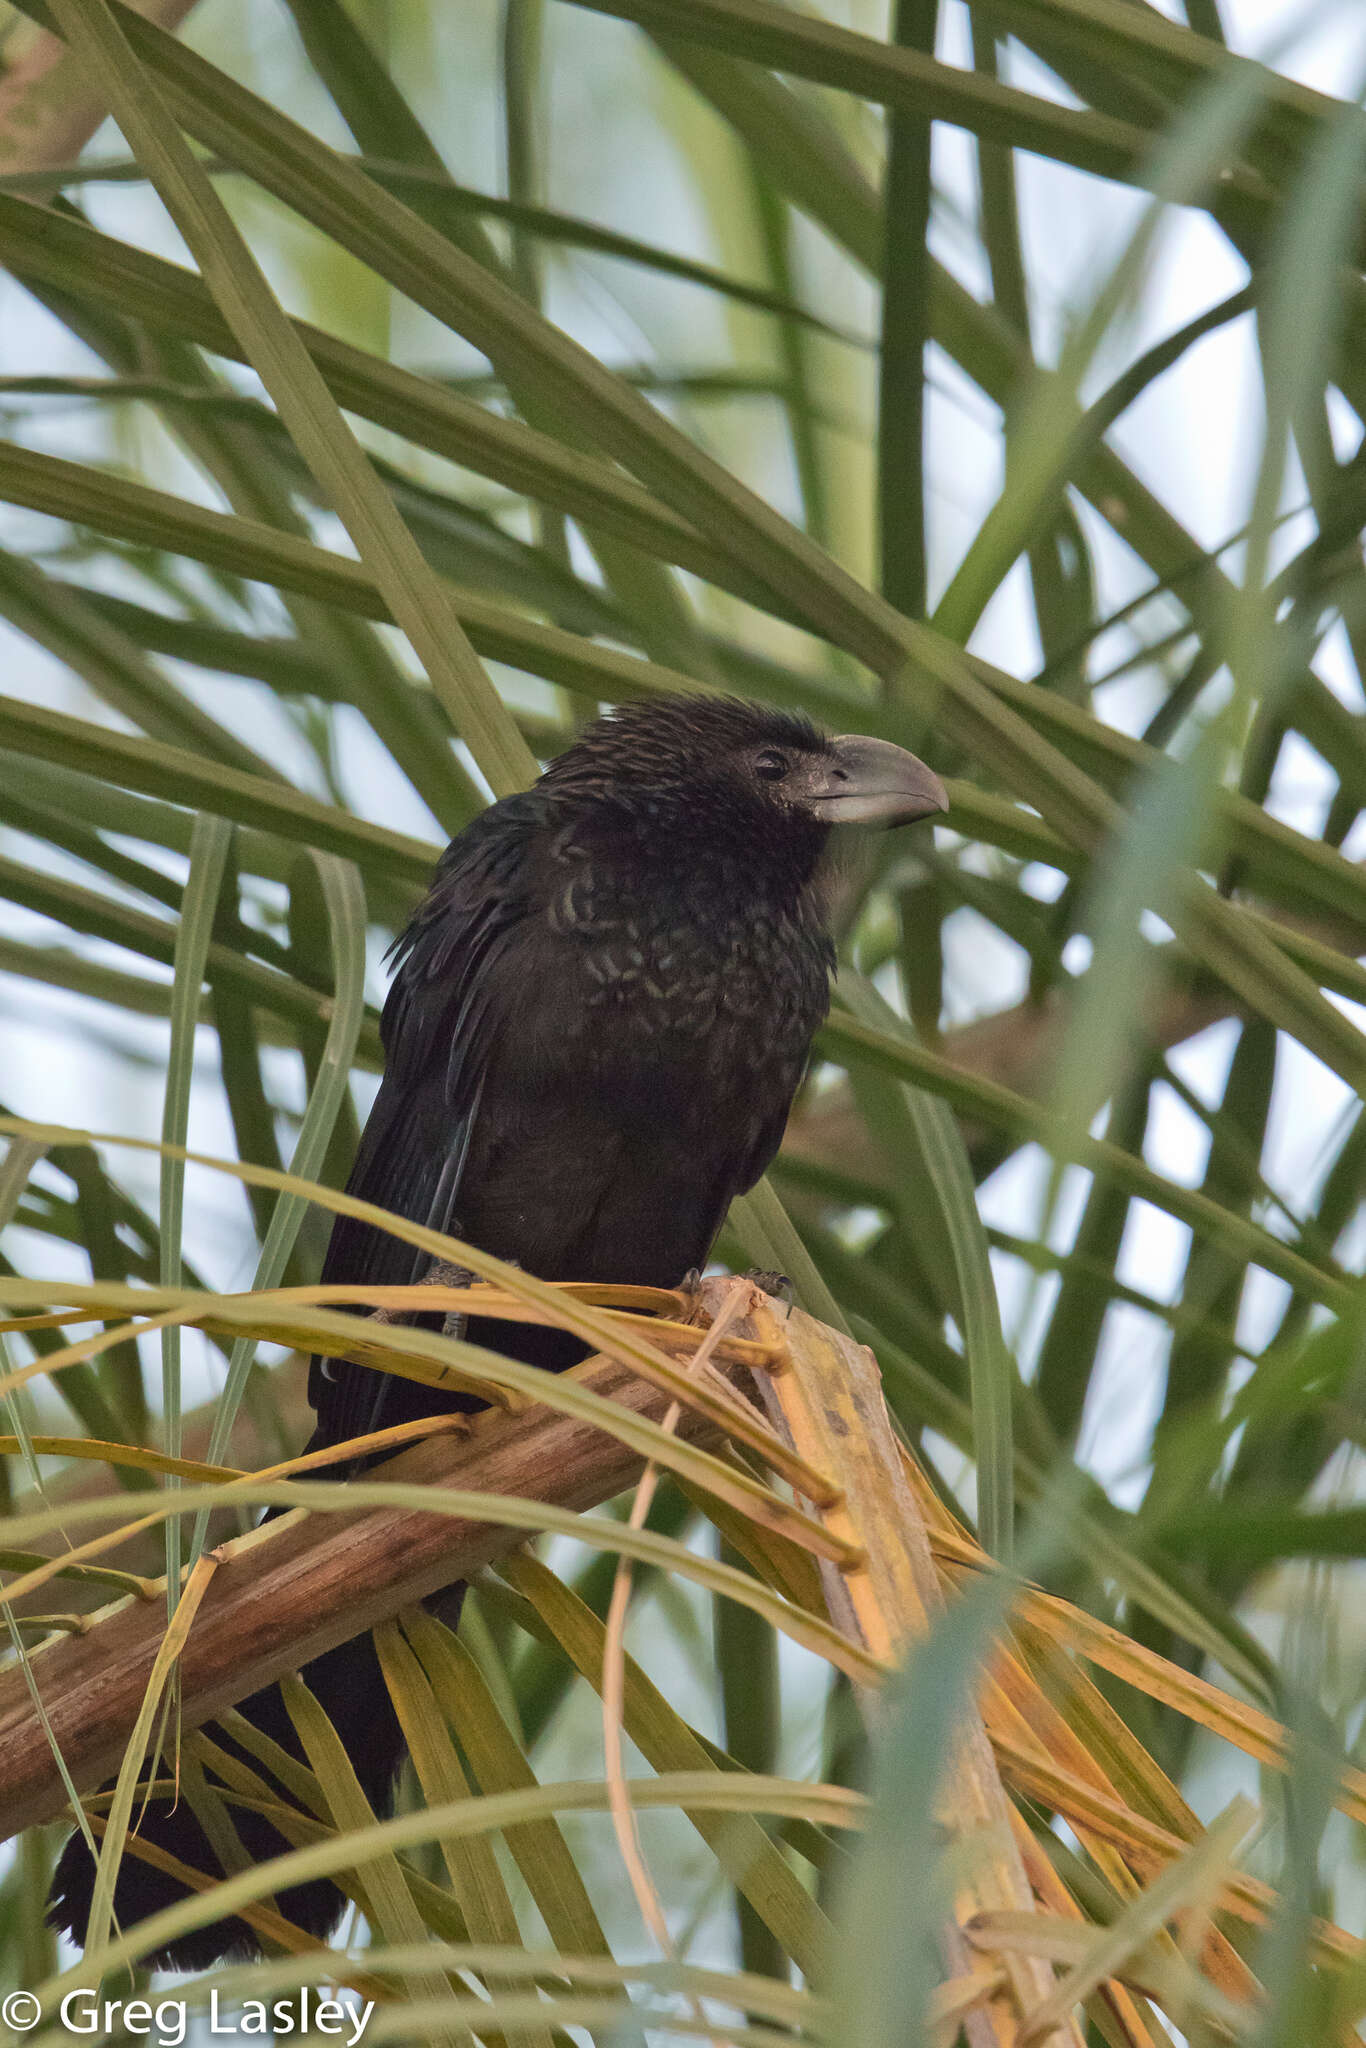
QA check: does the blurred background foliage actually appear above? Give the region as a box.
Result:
[2,0,1366,2039]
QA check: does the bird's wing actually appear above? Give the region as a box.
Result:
[724,939,834,1219]
[307,794,545,1446]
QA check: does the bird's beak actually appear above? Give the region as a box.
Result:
[797,734,949,828]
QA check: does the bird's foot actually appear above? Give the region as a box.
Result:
[673,1267,794,1314]
[365,1258,474,1331]
[420,1257,474,1341]
[671,1267,705,1317]
[422,1257,475,1292]
[742,1269,794,1305]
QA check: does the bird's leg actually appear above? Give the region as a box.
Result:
[419,1255,475,1341]
[360,1255,473,1342]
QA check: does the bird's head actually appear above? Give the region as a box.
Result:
[538,695,947,872]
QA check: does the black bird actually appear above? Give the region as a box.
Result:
[49,693,946,1967]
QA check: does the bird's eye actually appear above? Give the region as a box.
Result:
[754,748,788,780]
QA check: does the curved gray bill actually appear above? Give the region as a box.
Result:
[799,734,949,827]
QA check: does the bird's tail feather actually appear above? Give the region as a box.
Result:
[47,1627,411,1971]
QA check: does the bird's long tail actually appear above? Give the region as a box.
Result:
[49,1278,528,1968]
[47,1622,413,1970]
